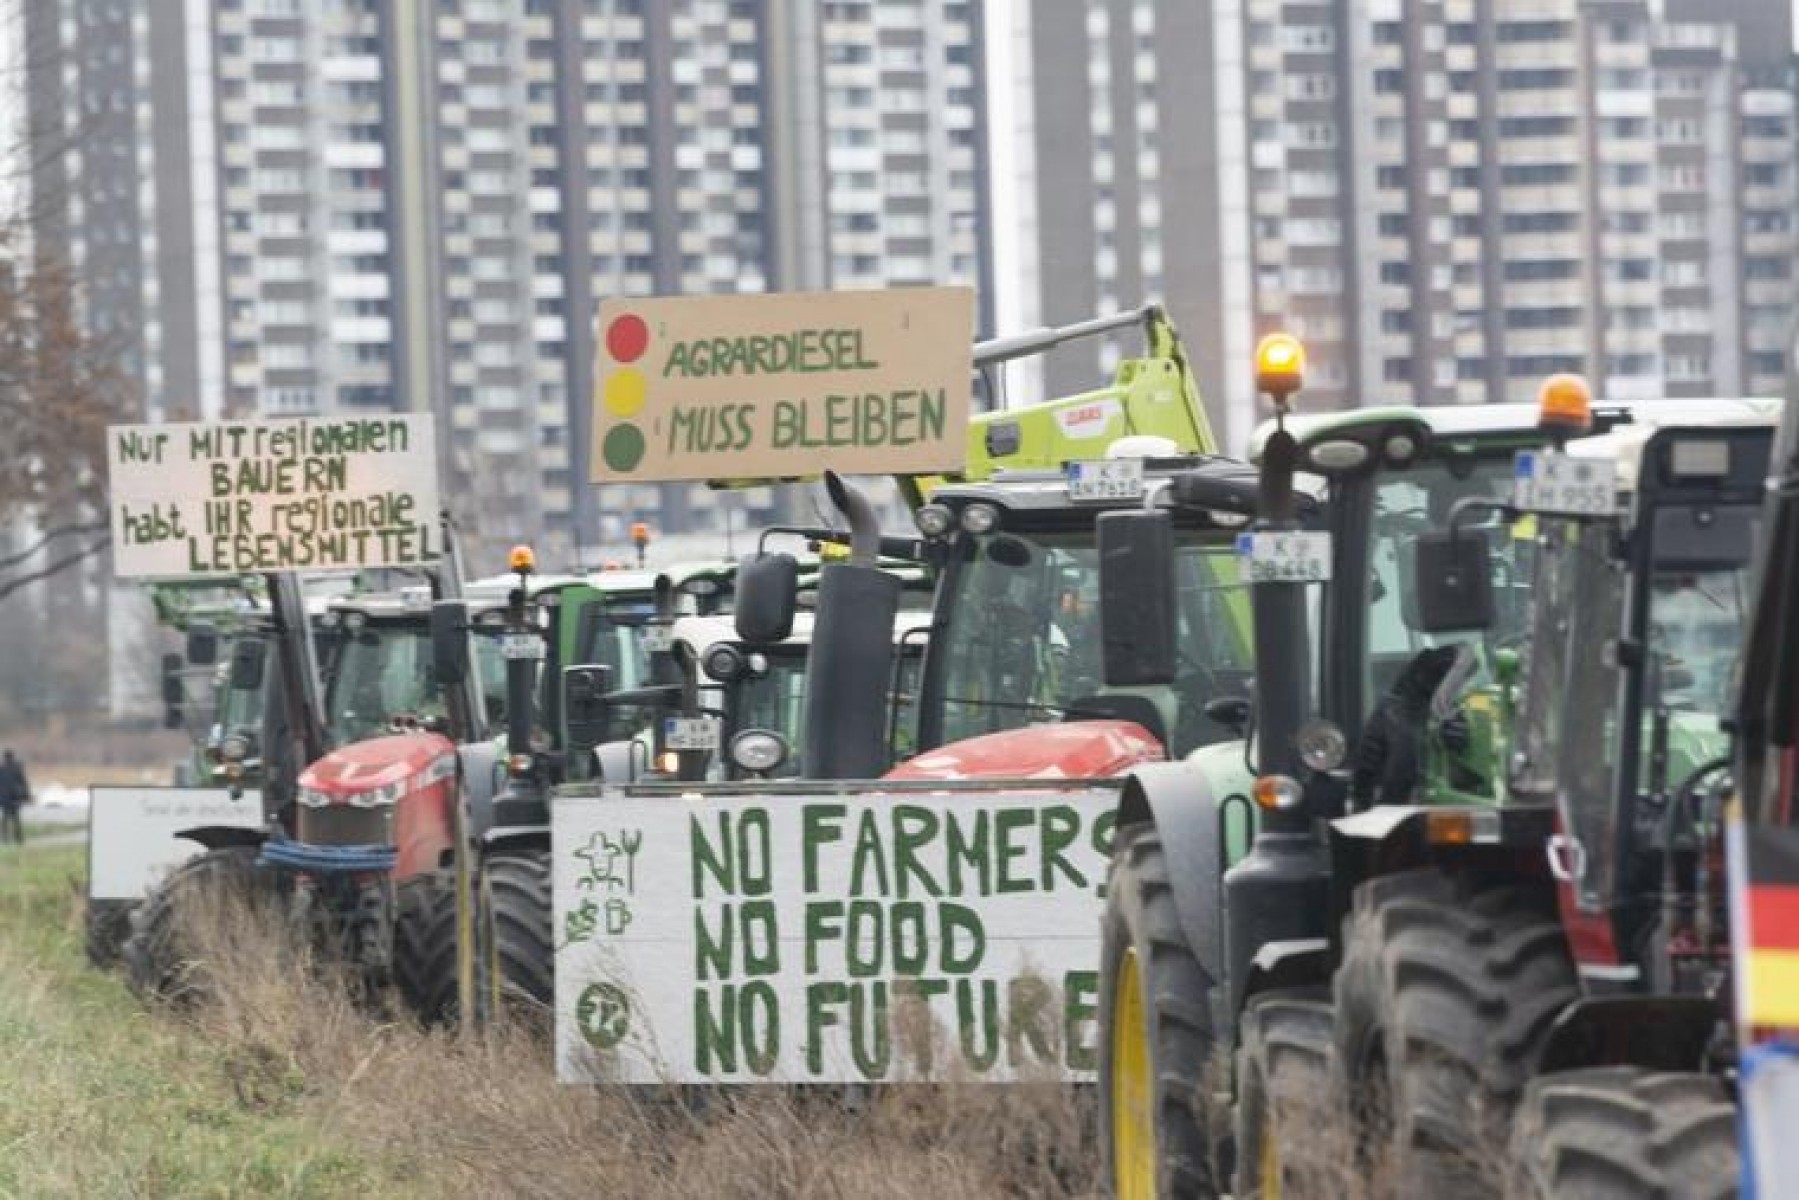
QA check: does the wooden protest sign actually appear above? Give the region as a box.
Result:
[552,788,1113,1084]
[107,415,440,577]
[591,288,976,483]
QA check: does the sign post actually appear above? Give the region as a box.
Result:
[107,414,441,578]
[592,288,977,483]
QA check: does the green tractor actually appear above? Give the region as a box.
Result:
[1094,337,1775,1196]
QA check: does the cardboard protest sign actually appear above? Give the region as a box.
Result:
[88,787,265,900]
[108,415,440,577]
[553,788,1115,1085]
[591,288,976,483]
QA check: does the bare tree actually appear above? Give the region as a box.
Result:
[0,253,133,601]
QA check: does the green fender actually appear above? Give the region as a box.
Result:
[1114,741,1256,1042]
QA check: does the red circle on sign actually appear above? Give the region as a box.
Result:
[606,314,649,363]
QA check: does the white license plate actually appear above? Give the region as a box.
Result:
[499,633,543,661]
[1513,451,1615,516]
[663,717,720,752]
[639,624,674,653]
[1236,531,1332,583]
[1066,458,1144,502]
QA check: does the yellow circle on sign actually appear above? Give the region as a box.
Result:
[603,369,647,418]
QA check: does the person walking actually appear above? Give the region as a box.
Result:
[0,749,28,845]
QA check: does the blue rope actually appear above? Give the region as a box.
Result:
[257,836,398,874]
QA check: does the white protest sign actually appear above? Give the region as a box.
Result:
[107,415,440,578]
[553,788,1117,1084]
[87,787,265,900]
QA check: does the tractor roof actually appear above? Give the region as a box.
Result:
[1256,397,1782,459]
[930,454,1262,517]
[1565,401,1779,494]
[671,610,931,660]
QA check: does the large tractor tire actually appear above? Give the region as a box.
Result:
[392,868,459,1025]
[84,898,137,969]
[1505,1067,1737,1200]
[1233,992,1333,1200]
[1331,869,1577,1197]
[483,849,555,1029]
[1099,824,1218,1199]
[123,845,290,1004]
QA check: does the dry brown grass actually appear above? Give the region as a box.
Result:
[154,888,1101,1200]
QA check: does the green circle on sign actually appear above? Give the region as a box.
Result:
[602,423,645,473]
[576,981,632,1049]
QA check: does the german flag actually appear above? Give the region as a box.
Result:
[1730,811,1799,1033]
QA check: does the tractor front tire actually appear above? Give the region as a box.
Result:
[1506,1067,1737,1200]
[393,868,459,1025]
[1099,824,1218,1199]
[483,850,555,1030]
[123,845,289,1004]
[1233,992,1333,1200]
[84,899,136,969]
[1331,868,1576,1197]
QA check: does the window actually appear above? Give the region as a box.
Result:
[1504,259,1579,282]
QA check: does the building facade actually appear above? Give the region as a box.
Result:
[1010,0,1799,449]
[25,0,991,566]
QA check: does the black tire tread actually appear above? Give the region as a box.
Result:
[392,868,459,1025]
[1507,1066,1738,1200]
[485,850,554,1020]
[121,845,284,1003]
[84,899,136,970]
[1234,991,1333,1200]
[1099,825,1217,1197]
[1332,868,1577,1195]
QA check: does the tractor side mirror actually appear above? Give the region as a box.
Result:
[227,636,267,693]
[160,652,184,728]
[1412,528,1495,633]
[431,600,470,686]
[1651,505,1756,573]
[562,663,616,727]
[185,621,220,666]
[1203,695,1251,736]
[1098,509,1178,686]
[735,551,798,644]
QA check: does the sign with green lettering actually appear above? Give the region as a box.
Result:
[591,288,976,483]
[107,415,440,578]
[552,788,1115,1084]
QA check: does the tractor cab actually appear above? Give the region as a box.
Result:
[906,454,1276,766]
[319,588,510,745]
[1420,394,1777,998]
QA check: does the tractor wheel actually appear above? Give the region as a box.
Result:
[1506,1066,1737,1200]
[392,868,459,1025]
[1099,824,1218,1199]
[1233,991,1332,1200]
[84,899,136,969]
[1331,869,1576,1197]
[483,849,555,1030]
[123,845,290,1004]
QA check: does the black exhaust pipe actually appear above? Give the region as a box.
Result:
[802,473,899,778]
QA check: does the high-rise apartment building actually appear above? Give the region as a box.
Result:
[24,0,991,566]
[1010,0,1799,447]
[23,0,224,424]
[1004,0,1257,445]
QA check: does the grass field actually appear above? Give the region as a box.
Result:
[0,840,1098,1199]
[0,842,418,1197]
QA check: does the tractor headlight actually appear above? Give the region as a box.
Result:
[960,503,999,534]
[729,729,789,776]
[914,503,955,539]
[1296,719,1348,772]
[219,733,252,763]
[703,644,747,683]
